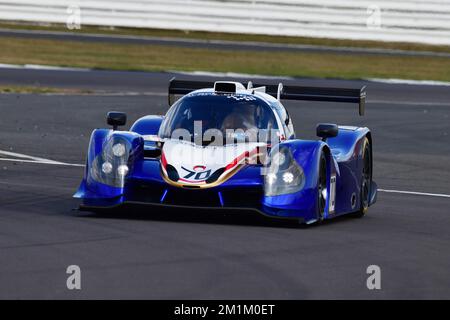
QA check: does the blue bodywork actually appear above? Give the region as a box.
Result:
[75,89,377,224]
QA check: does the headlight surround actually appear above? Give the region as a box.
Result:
[264,146,305,196]
[90,136,131,187]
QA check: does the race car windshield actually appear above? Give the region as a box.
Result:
[159,93,279,145]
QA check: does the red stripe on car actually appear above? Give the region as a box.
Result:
[224,147,258,171]
[161,152,167,168]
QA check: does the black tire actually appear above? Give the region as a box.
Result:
[353,137,372,218]
[317,152,327,222]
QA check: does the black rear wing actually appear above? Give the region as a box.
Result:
[168,78,366,116]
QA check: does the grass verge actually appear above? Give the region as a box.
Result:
[0,85,93,94]
[1,36,450,81]
[1,21,450,54]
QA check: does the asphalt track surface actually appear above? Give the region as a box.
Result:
[0,68,449,299]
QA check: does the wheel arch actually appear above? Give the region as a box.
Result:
[130,115,164,136]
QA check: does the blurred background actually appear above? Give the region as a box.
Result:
[0,0,449,82]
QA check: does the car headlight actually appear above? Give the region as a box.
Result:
[264,146,305,196]
[117,164,129,176]
[101,161,113,174]
[90,137,131,187]
[112,143,126,157]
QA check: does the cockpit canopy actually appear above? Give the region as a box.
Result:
[158,92,279,145]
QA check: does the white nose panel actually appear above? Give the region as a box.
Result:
[162,139,263,185]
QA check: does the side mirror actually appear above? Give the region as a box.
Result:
[316,123,338,141]
[107,111,127,130]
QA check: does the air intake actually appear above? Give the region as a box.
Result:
[214,81,245,94]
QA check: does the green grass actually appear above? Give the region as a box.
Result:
[0,85,93,94]
[2,20,450,54]
[1,36,450,81]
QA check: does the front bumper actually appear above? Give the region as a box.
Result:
[76,179,311,221]
[79,200,305,223]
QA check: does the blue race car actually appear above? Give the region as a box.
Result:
[74,78,377,225]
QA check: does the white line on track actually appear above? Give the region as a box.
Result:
[3,62,450,88]
[0,63,91,72]
[1,150,449,199]
[367,78,450,87]
[0,158,84,167]
[0,150,84,167]
[170,70,295,80]
[378,189,450,199]
[0,150,66,163]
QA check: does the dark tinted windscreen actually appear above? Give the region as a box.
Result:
[159,94,278,141]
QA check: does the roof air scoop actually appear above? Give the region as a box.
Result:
[214,81,245,94]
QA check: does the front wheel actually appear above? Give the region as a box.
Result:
[353,137,371,218]
[317,152,327,222]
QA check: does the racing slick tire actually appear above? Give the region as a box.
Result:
[317,151,327,222]
[353,137,371,218]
